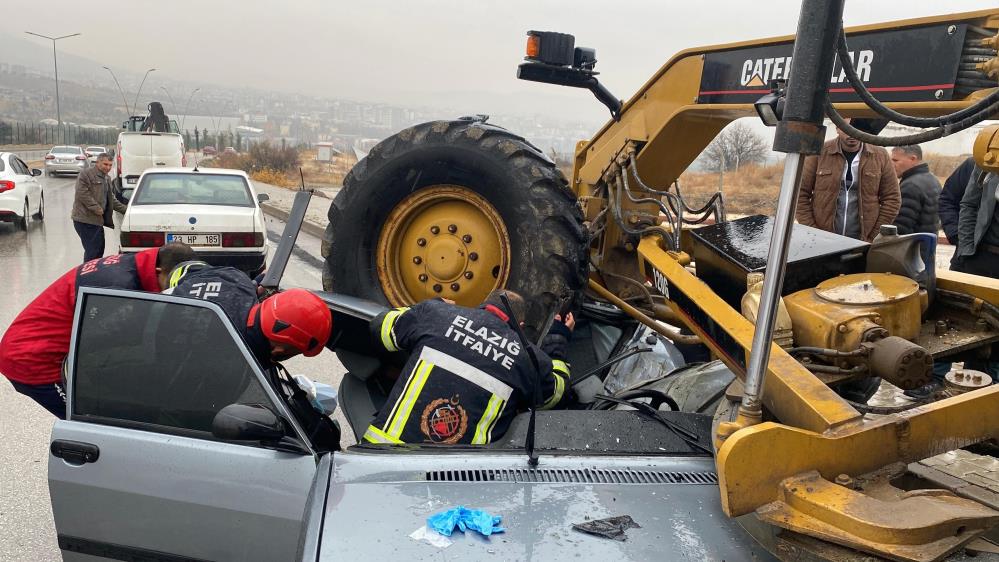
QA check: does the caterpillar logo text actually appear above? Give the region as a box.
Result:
[740,50,874,87]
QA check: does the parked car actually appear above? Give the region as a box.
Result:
[112,131,186,202]
[0,152,44,230]
[47,287,773,561]
[85,146,108,165]
[202,146,217,156]
[223,146,237,155]
[119,168,269,276]
[43,145,88,176]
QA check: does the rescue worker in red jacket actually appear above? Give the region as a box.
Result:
[0,243,196,417]
[170,265,333,365]
[364,289,573,446]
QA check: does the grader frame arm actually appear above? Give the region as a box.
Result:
[541,6,999,560]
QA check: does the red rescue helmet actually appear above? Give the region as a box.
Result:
[256,289,332,357]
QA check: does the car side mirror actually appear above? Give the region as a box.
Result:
[257,193,270,203]
[31,169,42,177]
[212,403,286,441]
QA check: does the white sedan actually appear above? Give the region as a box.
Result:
[85,145,108,165]
[0,152,44,230]
[119,168,269,275]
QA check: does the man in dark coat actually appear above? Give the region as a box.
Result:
[890,145,941,235]
[939,156,977,247]
[71,153,127,261]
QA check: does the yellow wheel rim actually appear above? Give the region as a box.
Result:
[377,185,510,308]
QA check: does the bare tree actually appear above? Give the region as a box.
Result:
[701,122,769,174]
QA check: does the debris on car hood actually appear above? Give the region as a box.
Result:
[572,515,641,541]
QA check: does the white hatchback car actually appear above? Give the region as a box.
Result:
[119,168,269,275]
[0,152,44,230]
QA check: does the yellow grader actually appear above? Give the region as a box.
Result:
[322,3,999,560]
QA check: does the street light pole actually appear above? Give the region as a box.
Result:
[180,88,201,131]
[132,68,156,117]
[25,31,80,142]
[102,66,131,120]
[159,86,177,113]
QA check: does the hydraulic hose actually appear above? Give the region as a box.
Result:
[628,158,725,224]
[836,30,999,129]
[620,170,682,248]
[789,346,868,358]
[937,289,999,330]
[805,363,868,375]
[612,172,679,250]
[829,26,999,146]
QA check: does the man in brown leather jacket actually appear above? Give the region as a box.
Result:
[71,153,127,261]
[796,120,900,242]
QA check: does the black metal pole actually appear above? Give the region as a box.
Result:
[739,0,845,422]
[773,0,846,154]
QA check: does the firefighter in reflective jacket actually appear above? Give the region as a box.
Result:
[169,265,332,366]
[364,290,573,445]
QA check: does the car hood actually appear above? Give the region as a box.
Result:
[319,453,774,561]
[124,204,257,231]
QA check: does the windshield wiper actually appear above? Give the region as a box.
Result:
[593,394,713,455]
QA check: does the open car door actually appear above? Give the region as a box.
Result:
[48,287,320,561]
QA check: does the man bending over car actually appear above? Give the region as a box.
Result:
[169,265,333,366]
[364,289,573,445]
[0,243,196,417]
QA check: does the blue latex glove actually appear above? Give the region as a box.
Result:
[428,506,505,537]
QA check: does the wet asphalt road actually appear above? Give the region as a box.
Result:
[0,173,348,561]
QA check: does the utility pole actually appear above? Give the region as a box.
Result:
[25,31,80,142]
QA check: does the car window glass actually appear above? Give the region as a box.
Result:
[132,173,253,207]
[51,146,81,155]
[0,157,5,172]
[73,293,271,435]
[10,158,27,175]
[13,158,29,175]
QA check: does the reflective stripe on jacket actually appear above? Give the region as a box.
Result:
[365,299,569,445]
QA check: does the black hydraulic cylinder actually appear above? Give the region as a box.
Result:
[773,0,846,155]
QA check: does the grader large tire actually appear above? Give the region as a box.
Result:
[322,118,587,334]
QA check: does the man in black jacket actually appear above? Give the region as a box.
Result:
[171,266,332,366]
[891,145,941,235]
[939,156,977,248]
[364,289,572,445]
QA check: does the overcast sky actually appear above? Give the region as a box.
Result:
[3,1,997,121]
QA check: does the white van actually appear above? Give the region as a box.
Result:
[112,131,186,201]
